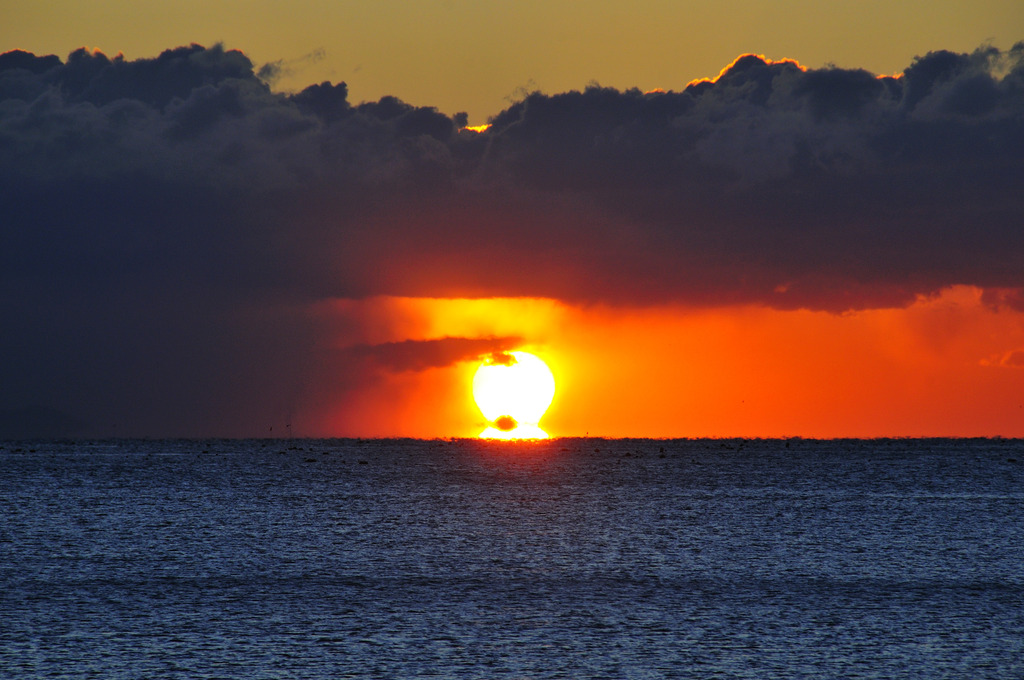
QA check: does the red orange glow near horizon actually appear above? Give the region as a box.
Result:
[302,286,1024,439]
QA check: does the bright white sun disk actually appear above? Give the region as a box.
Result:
[473,351,555,438]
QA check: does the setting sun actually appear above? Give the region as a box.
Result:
[472,351,556,439]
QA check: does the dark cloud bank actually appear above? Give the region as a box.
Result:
[2,42,1023,435]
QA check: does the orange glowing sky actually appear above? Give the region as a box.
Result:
[301,287,1024,438]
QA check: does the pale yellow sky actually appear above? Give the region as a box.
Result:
[4,0,1022,122]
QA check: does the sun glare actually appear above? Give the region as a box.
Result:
[473,351,555,439]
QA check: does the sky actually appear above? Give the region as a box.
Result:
[6,0,1024,123]
[2,2,1023,438]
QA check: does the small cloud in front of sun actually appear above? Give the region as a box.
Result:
[493,415,518,431]
[484,351,518,367]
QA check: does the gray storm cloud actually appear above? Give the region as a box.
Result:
[2,42,1022,435]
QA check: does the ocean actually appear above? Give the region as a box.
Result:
[2,438,1022,678]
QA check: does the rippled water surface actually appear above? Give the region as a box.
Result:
[2,438,1023,678]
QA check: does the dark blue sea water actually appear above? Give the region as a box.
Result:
[2,438,1023,678]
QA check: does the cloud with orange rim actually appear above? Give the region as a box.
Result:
[1,42,1023,436]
